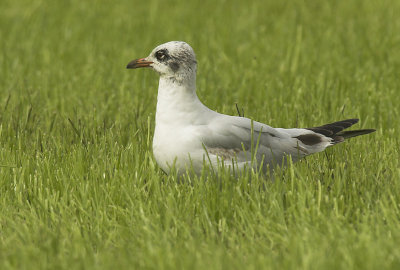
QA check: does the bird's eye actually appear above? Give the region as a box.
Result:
[155,50,168,61]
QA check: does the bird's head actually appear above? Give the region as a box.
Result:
[127,41,197,81]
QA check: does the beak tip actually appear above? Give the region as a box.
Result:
[126,60,137,69]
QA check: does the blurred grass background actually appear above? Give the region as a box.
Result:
[0,0,399,269]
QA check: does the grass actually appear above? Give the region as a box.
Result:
[1,0,400,269]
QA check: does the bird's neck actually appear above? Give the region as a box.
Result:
[155,74,212,126]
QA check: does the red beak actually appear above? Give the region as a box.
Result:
[126,58,153,69]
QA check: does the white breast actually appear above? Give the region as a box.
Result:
[153,123,208,174]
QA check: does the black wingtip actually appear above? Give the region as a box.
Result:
[306,118,376,142]
[307,119,361,136]
[338,129,376,139]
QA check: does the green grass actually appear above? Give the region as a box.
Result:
[1,0,400,269]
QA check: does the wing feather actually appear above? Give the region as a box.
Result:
[200,115,318,167]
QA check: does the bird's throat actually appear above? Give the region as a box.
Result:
[155,76,211,126]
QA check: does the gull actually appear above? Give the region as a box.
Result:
[127,41,375,176]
